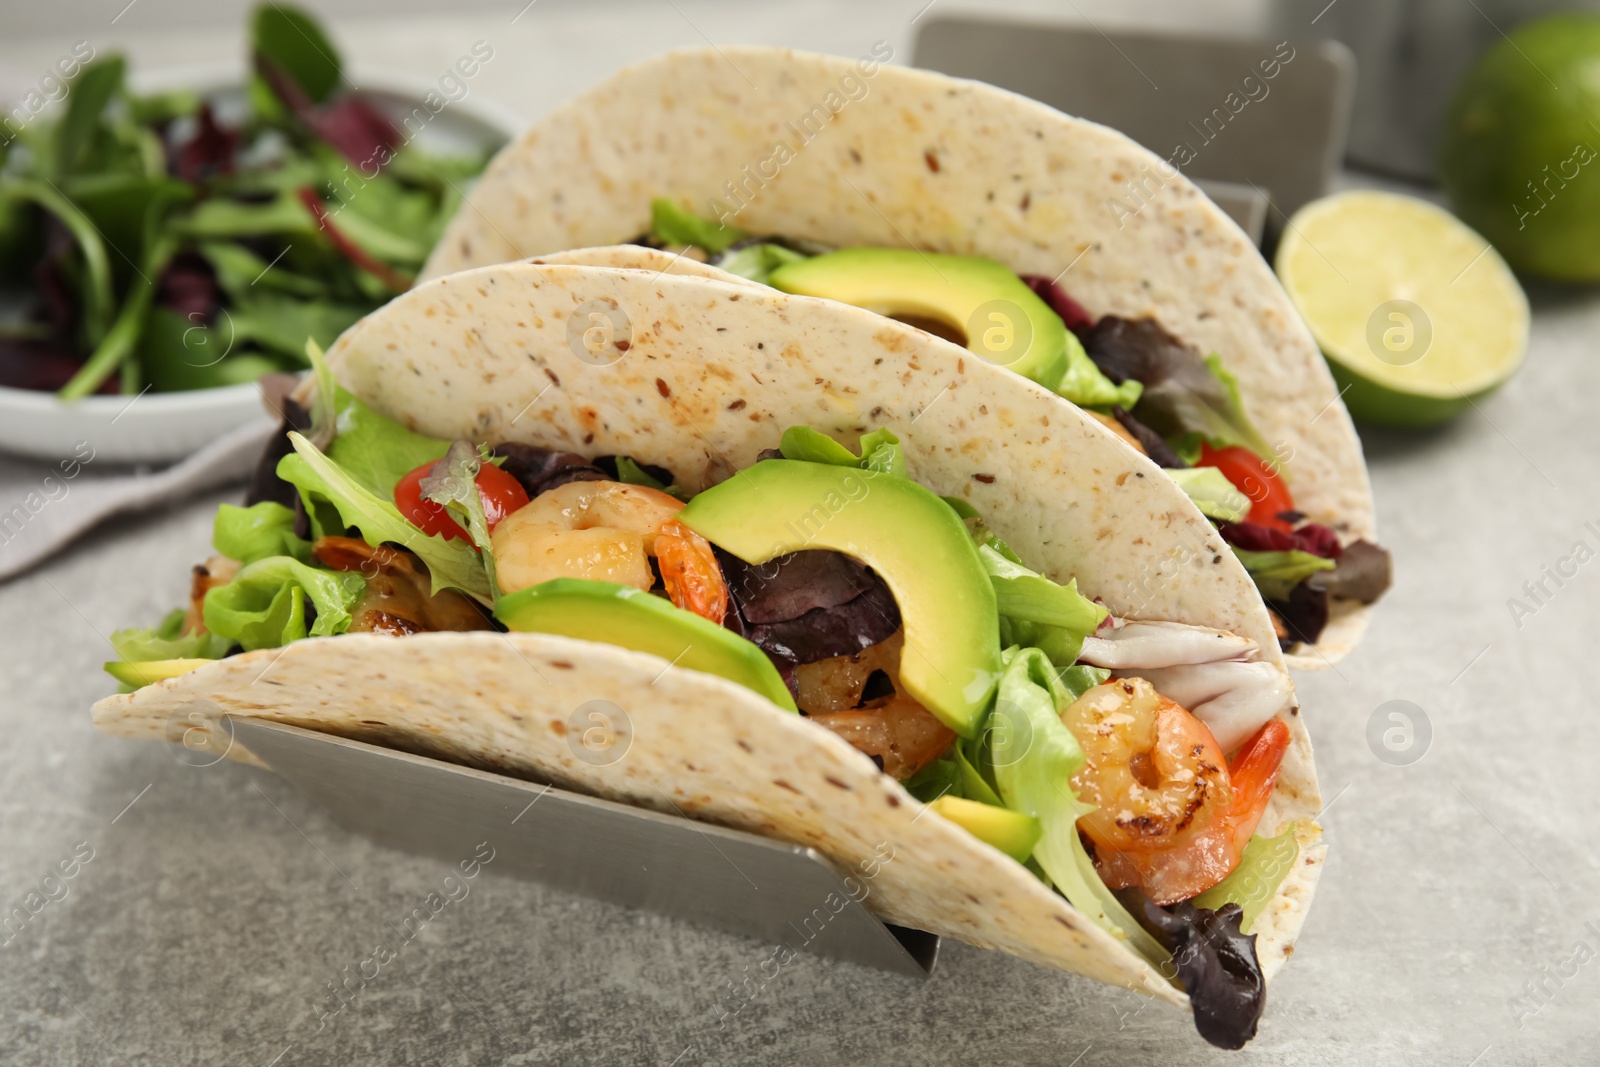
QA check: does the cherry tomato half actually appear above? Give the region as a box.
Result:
[394,459,530,543]
[1197,444,1295,531]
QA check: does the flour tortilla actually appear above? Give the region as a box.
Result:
[93,262,1323,1007]
[421,46,1378,668]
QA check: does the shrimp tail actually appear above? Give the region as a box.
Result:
[1225,718,1291,842]
[656,520,729,625]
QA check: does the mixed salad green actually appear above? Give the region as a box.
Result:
[107,371,1296,1045]
[642,200,1392,650]
[0,5,493,398]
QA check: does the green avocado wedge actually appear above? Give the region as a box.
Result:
[494,579,797,712]
[769,248,1071,388]
[677,459,1001,737]
[104,658,211,688]
[927,795,1042,862]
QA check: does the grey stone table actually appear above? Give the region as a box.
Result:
[3,3,1598,1065]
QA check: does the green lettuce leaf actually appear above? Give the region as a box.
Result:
[778,425,907,478]
[1201,354,1278,464]
[326,389,450,500]
[1166,466,1250,522]
[902,757,960,804]
[649,197,746,254]
[979,543,1107,668]
[715,242,808,284]
[419,440,502,599]
[1055,335,1144,410]
[1232,548,1336,601]
[1057,663,1111,701]
[277,432,492,602]
[202,556,365,651]
[614,456,686,499]
[1192,824,1300,933]
[110,608,230,662]
[988,646,1170,967]
[212,502,310,564]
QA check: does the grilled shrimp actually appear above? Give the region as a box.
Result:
[1063,677,1291,903]
[491,480,728,623]
[795,633,955,780]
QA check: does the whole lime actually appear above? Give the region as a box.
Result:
[1440,13,1600,282]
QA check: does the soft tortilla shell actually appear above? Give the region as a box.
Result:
[94,262,1322,1002]
[420,46,1377,668]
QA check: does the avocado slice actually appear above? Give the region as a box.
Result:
[104,658,212,688]
[927,795,1042,862]
[677,460,1001,737]
[494,578,797,712]
[769,248,1071,388]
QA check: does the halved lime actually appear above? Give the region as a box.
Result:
[1275,190,1529,427]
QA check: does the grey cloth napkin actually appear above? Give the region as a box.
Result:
[0,418,276,581]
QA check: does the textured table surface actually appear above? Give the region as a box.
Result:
[2,2,1597,1064]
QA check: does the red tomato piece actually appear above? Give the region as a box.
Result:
[1197,444,1296,531]
[394,459,530,543]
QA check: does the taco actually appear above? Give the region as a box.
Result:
[420,46,1391,668]
[93,262,1323,1048]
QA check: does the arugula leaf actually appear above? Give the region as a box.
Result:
[213,502,310,564]
[278,431,491,602]
[200,240,325,298]
[202,555,365,650]
[1232,548,1336,601]
[56,56,126,179]
[649,197,746,254]
[60,230,177,399]
[137,309,288,392]
[252,3,343,104]
[988,646,1170,966]
[228,293,366,361]
[175,190,317,239]
[6,180,115,344]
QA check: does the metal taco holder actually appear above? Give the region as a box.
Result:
[223,716,940,978]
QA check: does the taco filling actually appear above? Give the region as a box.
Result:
[635,200,1392,652]
[109,371,1303,1048]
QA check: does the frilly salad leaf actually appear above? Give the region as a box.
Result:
[110,608,230,663]
[212,501,310,564]
[277,431,492,602]
[1192,824,1300,934]
[1053,334,1144,410]
[1082,317,1277,465]
[202,555,365,650]
[947,498,1108,670]
[613,455,685,500]
[420,440,502,599]
[649,197,746,254]
[778,425,907,478]
[1232,548,1335,601]
[1166,466,1251,522]
[987,646,1170,967]
[713,242,807,284]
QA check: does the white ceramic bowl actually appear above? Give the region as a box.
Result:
[0,64,521,465]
